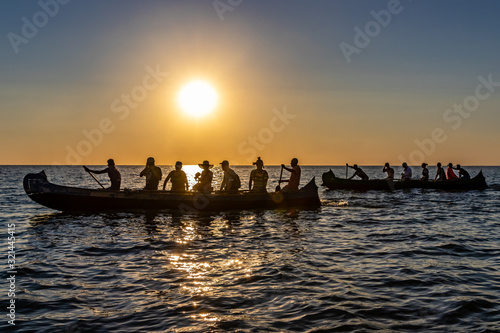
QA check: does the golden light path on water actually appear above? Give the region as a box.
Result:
[153,165,316,325]
[155,211,255,324]
[181,165,203,189]
[179,165,223,191]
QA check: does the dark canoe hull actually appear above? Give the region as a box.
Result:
[23,171,321,212]
[321,170,488,191]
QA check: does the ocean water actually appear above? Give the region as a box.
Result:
[1,165,500,332]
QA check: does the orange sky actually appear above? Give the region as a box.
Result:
[1,1,500,165]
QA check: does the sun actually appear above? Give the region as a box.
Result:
[178,80,218,117]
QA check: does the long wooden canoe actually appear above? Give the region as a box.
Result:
[24,171,321,212]
[321,169,487,191]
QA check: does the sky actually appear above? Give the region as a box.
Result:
[1,0,500,166]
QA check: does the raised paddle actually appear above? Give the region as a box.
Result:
[275,165,284,192]
[83,166,105,189]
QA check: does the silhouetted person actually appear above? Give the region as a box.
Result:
[196,160,213,193]
[453,164,470,180]
[421,163,429,181]
[447,163,458,180]
[163,161,188,192]
[383,162,394,180]
[83,159,121,190]
[249,157,269,192]
[140,157,162,190]
[281,158,302,191]
[348,164,369,181]
[220,160,241,193]
[434,162,446,181]
[401,162,412,180]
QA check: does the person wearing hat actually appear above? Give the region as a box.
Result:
[249,157,269,192]
[196,160,213,193]
[220,160,241,193]
[446,163,458,180]
[420,163,429,181]
[434,162,446,181]
[347,163,369,181]
[453,164,470,180]
[140,157,162,190]
[401,162,412,180]
[382,162,394,180]
[83,158,121,190]
[163,161,189,192]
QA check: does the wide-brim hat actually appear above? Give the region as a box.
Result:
[198,160,213,168]
[421,163,428,167]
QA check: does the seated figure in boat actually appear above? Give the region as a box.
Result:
[83,159,121,190]
[382,162,394,180]
[281,158,302,191]
[453,164,470,180]
[194,160,213,193]
[163,161,189,192]
[421,163,429,181]
[434,162,446,181]
[401,162,412,181]
[249,157,269,192]
[220,160,241,193]
[446,163,458,180]
[140,157,162,190]
[348,164,369,181]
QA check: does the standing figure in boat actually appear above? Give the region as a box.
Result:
[348,164,369,181]
[434,162,447,181]
[140,157,162,190]
[421,163,429,181]
[446,163,458,180]
[163,161,189,192]
[220,160,241,193]
[454,164,470,180]
[401,162,412,181]
[382,162,394,180]
[195,160,213,193]
[83,159,121,190]
[281,158,302,191]
[249,157,269,192]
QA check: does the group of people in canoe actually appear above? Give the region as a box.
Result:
[83,157,302,193]
[347,162,470,182]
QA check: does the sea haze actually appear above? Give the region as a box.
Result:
[1,165,500,332]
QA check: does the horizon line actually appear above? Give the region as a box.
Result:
[1,164,499,167]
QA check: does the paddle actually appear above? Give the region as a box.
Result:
[345,163,348,179]
[83,166,105,189]
[275,165,284,192]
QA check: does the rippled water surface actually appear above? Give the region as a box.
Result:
[1,165,500,332]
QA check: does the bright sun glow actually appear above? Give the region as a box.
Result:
[178,80,218,117]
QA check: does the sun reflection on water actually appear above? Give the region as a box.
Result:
[167,253,249,296]
[153,214,263,328]
[192,312,220,322]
